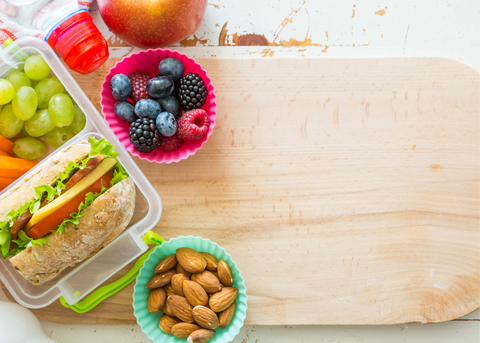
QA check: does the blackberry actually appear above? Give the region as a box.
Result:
[176,73,208,111]
[129,118,162,153]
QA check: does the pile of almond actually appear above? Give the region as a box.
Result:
[146,247,238,343]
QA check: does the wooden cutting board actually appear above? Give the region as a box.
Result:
[2,57,480,326]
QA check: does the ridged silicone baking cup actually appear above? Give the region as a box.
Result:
[133,236,247,343]
[100,49,217,164]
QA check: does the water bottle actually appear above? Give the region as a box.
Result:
[0,0,108,74]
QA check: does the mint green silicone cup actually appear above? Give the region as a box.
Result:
[133,236,247,343]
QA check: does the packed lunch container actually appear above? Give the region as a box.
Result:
[0,37,162,308]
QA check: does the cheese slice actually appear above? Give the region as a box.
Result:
[25,157,118,231]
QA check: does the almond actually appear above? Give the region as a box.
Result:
[158,315,180,335]
[187,329,215,343]
[167,295,194,323]
[217,260,233,287]
[176,248,207,273]
[146,269,176,289]
[191,270,221,293]
[192,305,219,329]
[218,301,236,328]
[211,271,219,280]
[176,263,192,278]
[200,252,219,271]
[171,273,189,296]
[183,280,209,307]
[161,301,176,317]
[171,323,201,339]
[155,254,177,273]
[147,287,166,313]
[209,287,238,312]
[165,283,175,297]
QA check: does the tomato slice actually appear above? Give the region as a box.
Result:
[27,171,114,240]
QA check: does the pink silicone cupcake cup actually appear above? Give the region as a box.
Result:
[100,49,217,164]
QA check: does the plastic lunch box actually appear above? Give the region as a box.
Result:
[0,38,162,308]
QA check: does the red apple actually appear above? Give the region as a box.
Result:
[97,0,208,48]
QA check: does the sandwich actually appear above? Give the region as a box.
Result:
[0,137,136,285]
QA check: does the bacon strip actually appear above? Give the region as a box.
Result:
[9,155,106,242]
[62,156,105,194]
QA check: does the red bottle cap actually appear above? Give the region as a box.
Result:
[47,11,109,75]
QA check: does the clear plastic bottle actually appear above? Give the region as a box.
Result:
[0,0,108,74]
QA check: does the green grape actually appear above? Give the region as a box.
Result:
[0,79,15,105]
[12,86,38,120]
[64,91,77,105]
[21,126,32,138]
[6,71,31,91]
[25,109,55,137]
[24,55,51,81]
[13,137,46,160]
[69,105,86,134]
[35,77,65,109]
[0,104,24,138]
[48,93,74,127]
[45,127,74,148]
[30,78,41,89]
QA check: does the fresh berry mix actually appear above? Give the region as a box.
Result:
[177,109,210,141]
[134,99,161,120]
[156,112,177,137]
[128,70,151,102]
[147,76,174,99]
[176,73,208,111]
[158,58,185,82]
[110,74,131,101]
[109,57,211,154]
[158,132,184,152]
[114,101,137,122]
[129,118,162,153]
[157,95,181,118]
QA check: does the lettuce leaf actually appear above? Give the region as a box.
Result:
[82,137,118,168]
[53,160,79,196]
[13,230,49,248]
[6,201,31,223]
[111,163,129,187]
[29,184,56,213]
[0,221,11,259]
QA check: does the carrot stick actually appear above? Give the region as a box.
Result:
[0,176,16,192]
[0,135,14,156]
[0,156,37,178]
[0,148,13,157]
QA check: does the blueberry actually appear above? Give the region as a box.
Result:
[134,99,161,120]
[156,112,177,137]
[157,95,181,118]
[158,58,184,82]
[110,74,131,101]
[114,101,137,122]
[147,76,174,99]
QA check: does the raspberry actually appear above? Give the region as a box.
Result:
[158,132,184,152]
[128,70,151,102]
[177,109,210,141]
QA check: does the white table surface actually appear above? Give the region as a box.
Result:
[3,0,479,342]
